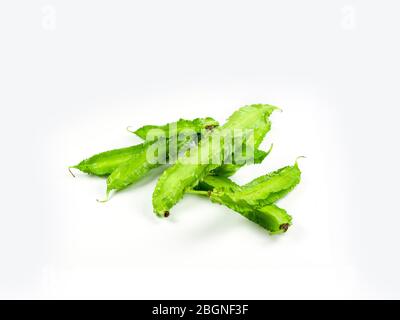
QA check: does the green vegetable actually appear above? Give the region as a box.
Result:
[251,205,292,234]
[132,117,219,140]
[195,175,241,193]
[103,140,163,199]
[152,104,279,217]
[103,138,187,199]
[211,145,273,177]
[71,118,219,178]
[228,159,302,208]
[69,103,303,236]
[204,160,301,215]
[191,161,301,234]
[135,121,273,178]
[69,144,147,177]
[107,119,219,199]
[70,117,219,201]
[190,178,293,234]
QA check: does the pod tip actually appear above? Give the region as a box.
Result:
[68,167,76,178]
[295,156,306,164]
[279,223,290,232]
[126,126,135,134]
[96,197,108,203]
[97,190,110,203]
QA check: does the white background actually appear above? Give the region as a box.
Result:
[0,0,399,299]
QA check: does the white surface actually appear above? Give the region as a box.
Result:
[0,0,399,299]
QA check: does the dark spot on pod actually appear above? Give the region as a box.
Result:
[164,211,170,218]
[279,223,289,232]
[205,125,215,131]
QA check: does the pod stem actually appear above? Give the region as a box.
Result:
[265,143,273,155]
[295,155,306,165]
[68,166,76,178]
[187,189,210,197]
[126,126,135,134]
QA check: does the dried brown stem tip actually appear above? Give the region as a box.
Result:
[279,223,290,232]
[164,211,170,218]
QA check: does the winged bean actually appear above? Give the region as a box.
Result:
[133,117,219,140]
[204,161,301,219]
[192,163,300,233]
[103,118,219,199]
[152,104,279,216]
[69,143,147,177]
[211,145,273,177]
[70,118,218,177]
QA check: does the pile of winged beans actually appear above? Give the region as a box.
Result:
[70,104,302,235]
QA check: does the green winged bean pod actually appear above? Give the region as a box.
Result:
[191,164,299,234]
[211,145,273,177]
[132,117,219,140]
[103,141,164,199]
[104,138,182,199]
[152,104,279,217]
[250,205,292,234]
[70,117,219,201]
[69,143,147,177]
[102,118,219,200]
[226,159,302,208]
[70,117,219,178]
[135,120,272,178]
